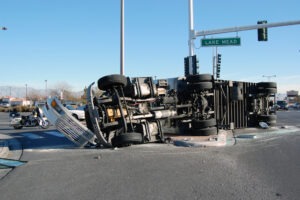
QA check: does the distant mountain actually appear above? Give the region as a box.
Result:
[0,86,84,99]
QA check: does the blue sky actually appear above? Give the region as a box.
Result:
[1,0,300,95]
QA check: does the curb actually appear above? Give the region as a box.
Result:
[0,140,9,158]
[167,130,231,147]
[0,136,22,180]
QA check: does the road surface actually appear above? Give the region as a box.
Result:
[0,111,299,200]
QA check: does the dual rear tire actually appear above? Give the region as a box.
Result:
[191,118,217,136]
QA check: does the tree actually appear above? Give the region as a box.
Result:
[28,89,43,101]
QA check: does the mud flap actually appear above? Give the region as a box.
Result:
[86,83,112,148]
[42,97,96,147]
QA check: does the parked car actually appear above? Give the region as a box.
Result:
[293,102,300,110]
[65,105,85,120]
[0,102,10,108]
[275,100,288,110]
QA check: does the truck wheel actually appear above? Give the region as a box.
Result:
[258,115,277,121]
[191,127,217,136]
[191,118,216,129]
[257,87,277,94]
[257,82,277,89]
[85,110,94,132]
[187,82,213,91]
[98,74,127,90]
[112,132,143,147]
[186,74,213,83]
[261,88,277,94]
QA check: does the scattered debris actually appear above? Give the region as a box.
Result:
[235,134,257,139]
[259,122,269,129]
[94,155,102,160]
[0,158,26,168]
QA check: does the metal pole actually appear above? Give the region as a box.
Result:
[188,0,195,56]
[120,0,125,75]
[25,84,27,101]
[188,0,196,75]
[195,20,300,37]
[212,48,215,78]
[45,80,48,98]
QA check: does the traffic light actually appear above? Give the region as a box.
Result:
[184,55,199,76]
[191,55,199,75]
[217,54,221,64]
[216,54,221,78]
[184,57,189,76]
[257,20,268,41]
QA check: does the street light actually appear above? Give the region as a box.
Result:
[25,84,28,101]
[262,75,276,82]
[120,0,125,75]
[1,27,7,30]
[45,80,48,98]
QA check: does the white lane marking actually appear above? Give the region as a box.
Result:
[45,131,65,138]
[24,145,74,152]
[22,133,43,140]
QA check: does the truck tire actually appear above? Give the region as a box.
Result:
[187,82,213,91]
[186,74,213,83]
[191,127,217,136]
[257,82,277,89]
[260,88,277,94]
[98,74,127,90]
[112,132,143,147]
[258,115,277,121]
[191,118,216,129]
[85,109,94,132]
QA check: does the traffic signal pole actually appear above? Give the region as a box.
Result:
[120,0,125,75]
[194,20,300,37]
[187,0,300,75]
[188,0,196,75]
[188,0,195,57]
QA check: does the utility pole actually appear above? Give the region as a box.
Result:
[25,84,28,101]
[120,0,125,75]
[45,80,48,99]
[187,0,196,75]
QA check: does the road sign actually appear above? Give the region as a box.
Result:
[201,37,241,47]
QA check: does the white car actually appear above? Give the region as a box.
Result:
[293,103,300,110]
[0,102,10,108]
[65,105,85,120]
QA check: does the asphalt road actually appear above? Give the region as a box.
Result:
[0,111,300,200]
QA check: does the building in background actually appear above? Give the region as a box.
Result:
[0,96,32,107]
[287,90,299,105]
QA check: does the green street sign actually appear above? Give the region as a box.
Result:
[201,37,241,47]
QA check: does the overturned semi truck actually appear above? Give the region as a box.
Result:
[43,74,277,148]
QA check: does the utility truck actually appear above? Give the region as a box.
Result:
[43,73,277,148]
